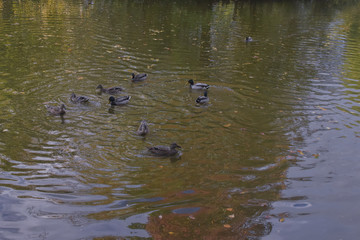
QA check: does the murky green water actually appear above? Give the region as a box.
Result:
[0,0,359,239]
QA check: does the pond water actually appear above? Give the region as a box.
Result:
[0,0,359,239]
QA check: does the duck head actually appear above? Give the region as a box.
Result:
[170,143,181,149]
[188,79,194,85]
[108,96,115,104]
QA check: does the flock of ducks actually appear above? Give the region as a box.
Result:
[45,73,211,157]
[45,33,254,155]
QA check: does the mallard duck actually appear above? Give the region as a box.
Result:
[245,36,253,42]
[46,104,66,115]
[70,93,89,103]
[131,73,147,82]
[96,85,124,94]
[136,120,149,136]
[196,91,209,104]
[108,96,131,105]
[147,143,181,156]
[188,79,209,90]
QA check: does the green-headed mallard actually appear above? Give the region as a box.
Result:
[108,95,131,105]
[137,120,149,136]
[196,91,209,104]
[188,79,209,90]
[96,85,124,94]
[131,73,147,82]
[70,93,89,103]
[147,143,181,156]
[46,104,66,116]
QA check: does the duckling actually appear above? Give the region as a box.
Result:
[131,73,147,82]
[108,96,131,105]
[136,120,149,136]
[188,79,209,90]
[196,91,209,104]
[96,85,124,94]
[70,93,89,103]
[46,104,66,116]
[147,143,181,156]
[245,36,253,42]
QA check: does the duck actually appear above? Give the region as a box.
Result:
[131,73,147,82]
[196,91,209,104]
[188,79,209,90]
[46,104,66,116]
[96,85,124,94]
[108,96,131,105]
[136,120,149,136]
[70,93,89,103]
[147,143,181,156]
[245,36,253,42]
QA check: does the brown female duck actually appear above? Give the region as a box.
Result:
[96,85,124,94]
[46,104,66,116]
[147,143,181,156]
[136,120,149,136]
[70,93,89,103]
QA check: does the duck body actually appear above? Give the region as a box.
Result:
[147,143,181,156]
[245,36,253,42]
[196,91,209,104]
[137,120,149,136]
[131,73,147,82]
[70,93,89,103]
[46,104,66,115]
[96,85,124,94]
[109,96,131,105]
[188,79,209,90]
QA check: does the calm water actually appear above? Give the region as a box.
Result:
[0,0,359,239]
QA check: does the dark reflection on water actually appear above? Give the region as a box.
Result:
[0,0,359,239]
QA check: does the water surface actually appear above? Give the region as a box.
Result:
[0,0,359,239]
